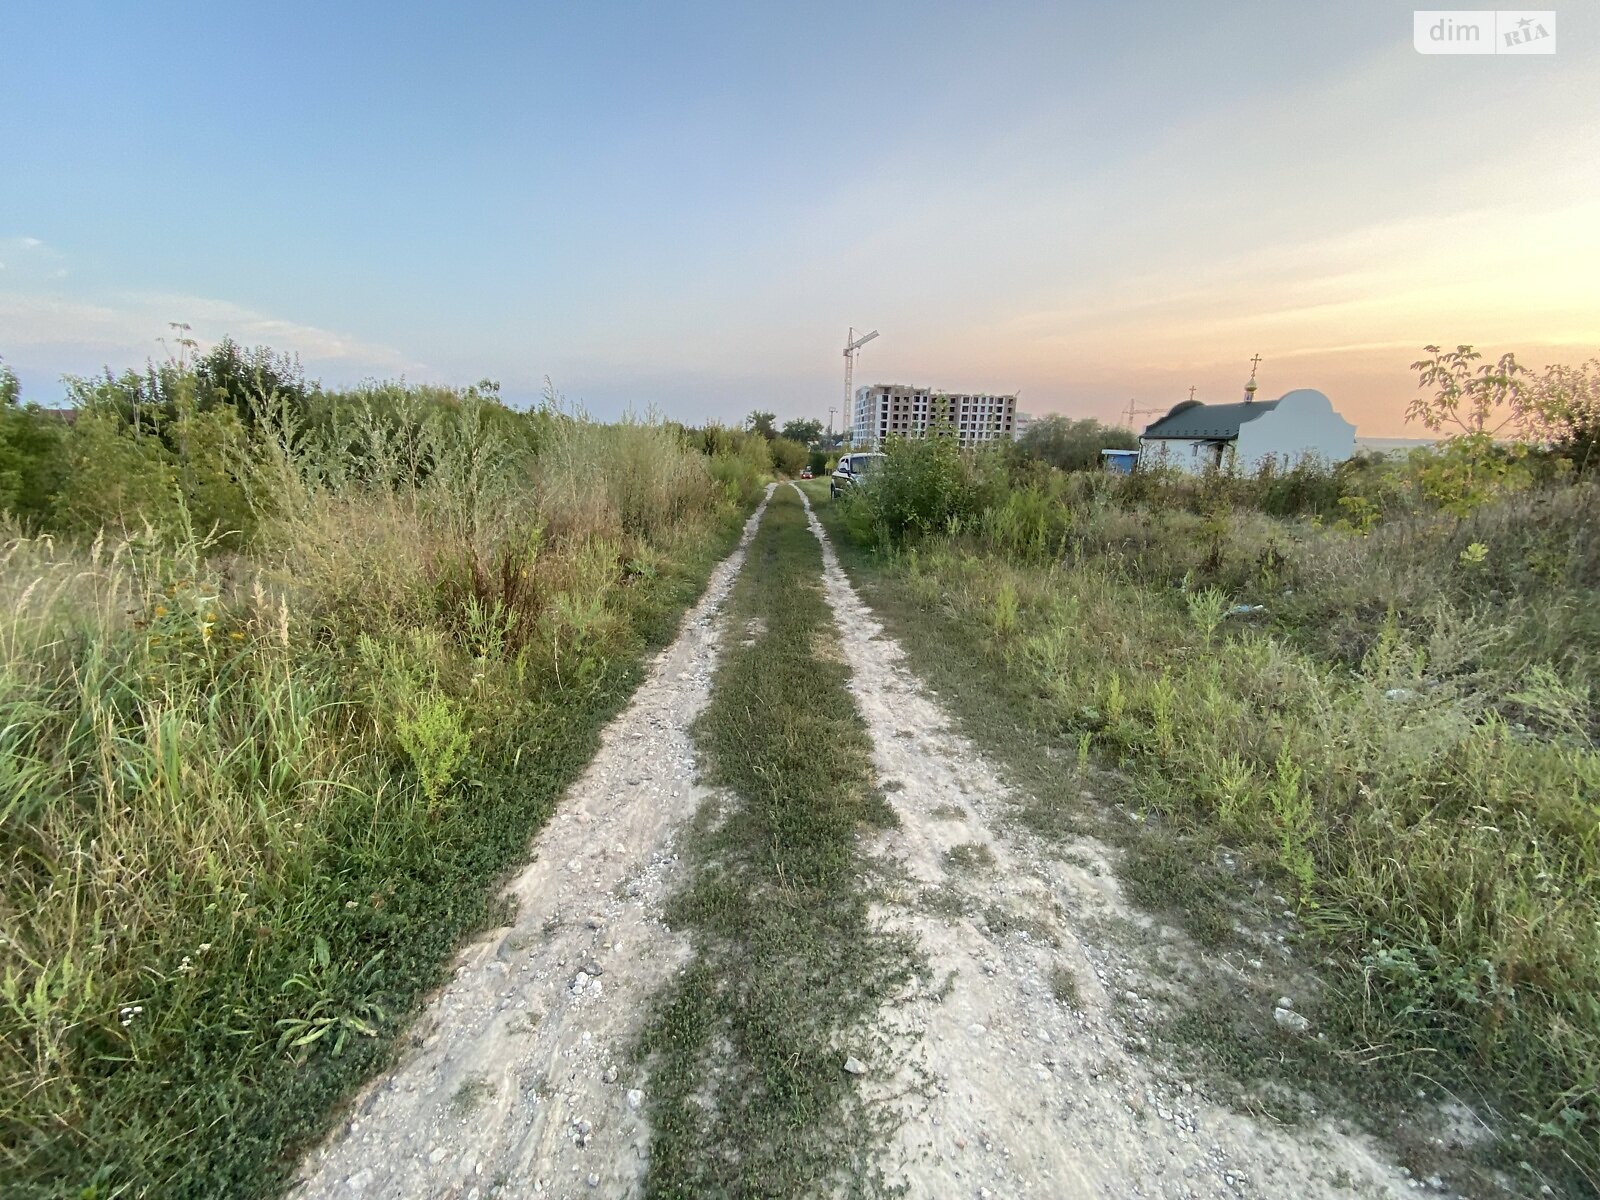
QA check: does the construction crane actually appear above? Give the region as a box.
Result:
[843,327,879,443]
[1122,397,1166,431]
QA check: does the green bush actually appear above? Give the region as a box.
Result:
[701,424,771,503]
[0,364,66,526]
[852,431,978,545]
[1017,414,1138,472]
[768,435,808,476]
[48,412,183,535]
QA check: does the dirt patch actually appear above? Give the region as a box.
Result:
[289,487,775,1200]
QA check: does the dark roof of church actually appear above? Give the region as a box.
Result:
[1142,398,1279,440]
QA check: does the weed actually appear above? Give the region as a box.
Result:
[991,579,1020,637]
[1267,745,1316,904]
[943,842,997,872]
[450,1074,497,1115]
[921,885,970,919]
[1185,586,1228,647]
[395,691,472,810]
[1049,965,1082,1008]
[980,904,1057,945]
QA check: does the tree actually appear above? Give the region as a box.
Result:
[0,357,68,525]
[744,410,776,440]
[1404,344,1563,514]
[780,417,823,446]
[1018,415,1138,472]
[1407,344,1538,440]
[1527,357,1600,473]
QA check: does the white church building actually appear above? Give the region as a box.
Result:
[1138,372,1356,473]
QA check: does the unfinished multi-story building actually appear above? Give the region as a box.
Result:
[849,384,1017,449]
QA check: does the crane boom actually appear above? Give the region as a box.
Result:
[845,329,879,354]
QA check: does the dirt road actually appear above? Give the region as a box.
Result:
[292,481,1418,1199]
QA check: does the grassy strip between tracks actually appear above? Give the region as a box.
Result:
[639,485,922,1198]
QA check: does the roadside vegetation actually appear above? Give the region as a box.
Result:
[822,346,1600,1189]
[638,486,919,1197]
[0,340,770,1198]
[1016,413,1139,471]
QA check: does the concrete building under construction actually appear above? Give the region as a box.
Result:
[850,384,1017,449]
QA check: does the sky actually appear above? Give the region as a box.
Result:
[2,1,1597,436]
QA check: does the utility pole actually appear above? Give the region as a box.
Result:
[827,406,837,444]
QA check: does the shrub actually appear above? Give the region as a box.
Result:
[700,424,771,504]
[855,432,978,545]
[979,481,1071,560]
[1017,415,1138,472]
[0,366,66,526]
[1254,454,1343,517]
[48,412,183,536]
[769,436,808,476]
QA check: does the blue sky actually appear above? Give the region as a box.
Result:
[3,1,1597,433]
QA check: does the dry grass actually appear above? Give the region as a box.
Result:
[826,464,1600,1187]
[0,395,758,1198]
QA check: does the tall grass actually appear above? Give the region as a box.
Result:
[0,372,763,1197]
[834,450,1600,1183]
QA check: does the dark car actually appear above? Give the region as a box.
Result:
[799,467,814,479]
[829,452,885,499]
